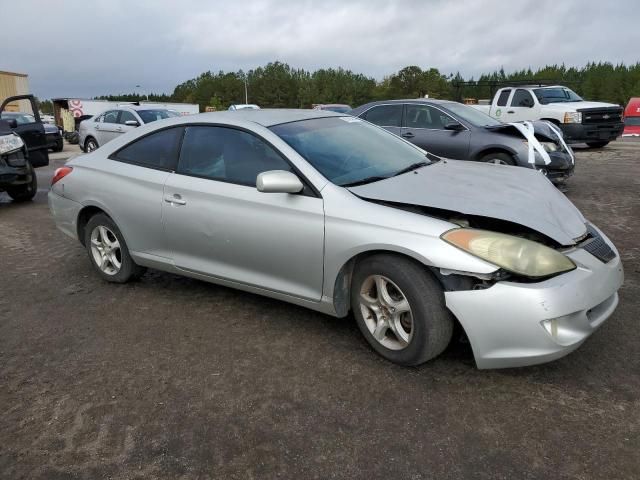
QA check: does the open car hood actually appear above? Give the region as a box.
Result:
[348,160,587,246]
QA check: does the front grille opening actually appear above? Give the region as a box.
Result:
[579,225,616,263]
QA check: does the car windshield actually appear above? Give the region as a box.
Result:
[625,117,640,126]
[1,112,35,124]
[322,105,352,113]
[533,88,583,104]
[270,117,431,187]
[137,109,177,123]
[444,103,501,127]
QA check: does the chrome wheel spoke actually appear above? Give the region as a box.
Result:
[372,319,389,341]
[375,276,394,307]
[389,315,410,346]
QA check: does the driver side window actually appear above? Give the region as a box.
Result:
[177,126,292,187]
[512,89,535,108]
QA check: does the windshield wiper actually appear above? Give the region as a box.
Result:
[392,161,429,177]
[341,175,390,187]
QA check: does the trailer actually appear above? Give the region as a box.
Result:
[52,98,199,132]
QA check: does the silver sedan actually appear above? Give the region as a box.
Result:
[48,110,623,368]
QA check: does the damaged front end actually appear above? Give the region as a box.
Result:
[487,121,575,183]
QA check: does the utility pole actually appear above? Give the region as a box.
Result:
[244,76,249,104]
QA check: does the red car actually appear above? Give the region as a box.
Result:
[623,98,640,137]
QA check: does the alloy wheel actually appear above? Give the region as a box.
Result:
[90,225,122,275]
[359,275,413,350]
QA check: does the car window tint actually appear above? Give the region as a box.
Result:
[114,127,182,170]
[497,89,511,107]
[404,105,455,129]
[118,110,137,124]
[363,104,403,127]
[178,126,291,186]
[512,89,534,107]
[103,110,119,123]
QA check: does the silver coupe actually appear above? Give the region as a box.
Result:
[49,110,623,368]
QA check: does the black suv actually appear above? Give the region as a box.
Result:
[0,95,50,202]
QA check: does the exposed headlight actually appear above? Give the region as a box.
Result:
[0,133,24,155]
[441,229,576,278]
[563,112,582,124]
[540,141,559,152]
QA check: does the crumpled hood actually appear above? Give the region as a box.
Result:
[348,160,587,245]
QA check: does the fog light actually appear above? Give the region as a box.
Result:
[541,319,559,340]
[537,168,548,176]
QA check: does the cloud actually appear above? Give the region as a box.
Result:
[1,0,638,99]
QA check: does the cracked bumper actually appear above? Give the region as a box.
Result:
[445,238,624,369]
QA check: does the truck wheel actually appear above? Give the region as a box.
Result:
[84,213,146,283]
[351,254,454,366]
[479,152,515,166]
[85,137,99,152]
[586,141,609,148]
[7,164,37,202]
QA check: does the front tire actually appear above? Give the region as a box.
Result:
[53,139,64,152]
[85,137,99,152]
[479,152,515,166]
[7,164,37,202]
[84,213,146,283]
[586,141,609,148]
[350,254,453,366]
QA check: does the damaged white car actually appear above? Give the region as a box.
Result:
[48,110,624,368]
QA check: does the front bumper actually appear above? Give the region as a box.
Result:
[559,122,624,143]
[445,233,624,369]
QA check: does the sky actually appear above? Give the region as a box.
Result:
[2,0,638,100]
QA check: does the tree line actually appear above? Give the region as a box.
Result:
[91,61,640,112]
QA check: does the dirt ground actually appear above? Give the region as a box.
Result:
[1,140,639,479]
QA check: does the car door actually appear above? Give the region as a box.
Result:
[360,104,403,136]
[105,126,183,258]
[162,125,325,301]
[97,110,121,145]
[0,95,49,167]
[507,89,537,122]
[400,104,470,159]
[115,110,140,138]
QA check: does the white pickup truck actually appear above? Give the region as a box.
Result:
[472,85,624,147]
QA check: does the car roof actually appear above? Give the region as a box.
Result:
[190,109,344,127]
[350,98,456,115]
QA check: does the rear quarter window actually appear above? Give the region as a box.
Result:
[497,90,511,107]
[111,127,183,170]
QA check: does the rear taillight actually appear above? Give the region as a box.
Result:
[51,166,73,185]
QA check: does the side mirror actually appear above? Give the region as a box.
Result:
[5,119,18,129]
[124,120,140,127]
[444,121,465,131]
[256,170,304,193]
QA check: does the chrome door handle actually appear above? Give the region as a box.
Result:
[95,125,100,130]
[116,127,123,132]
[507,110,515,114]
[164,194,186,205]
[402,132,415,138]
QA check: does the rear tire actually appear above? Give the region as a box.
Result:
[350,254,453,366]
[586,141,609,148]
[53,139,64,152]
[479,152,515,165]
[84,213,146,283]
[7,163,37,202]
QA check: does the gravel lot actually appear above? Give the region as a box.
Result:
[1,140,639,479]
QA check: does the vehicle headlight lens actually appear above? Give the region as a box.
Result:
[563,112,582,124]
[0,134,24,155]
[540,141,558,152]
[441,229,576,278]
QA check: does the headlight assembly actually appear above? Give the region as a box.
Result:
[0,133,24,155]
[563,112,582,124]
[441,229,576,278]
[540,141,559,152]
